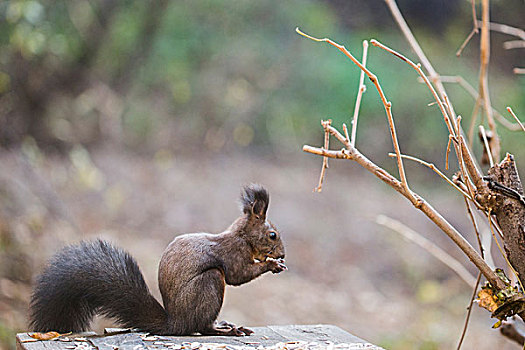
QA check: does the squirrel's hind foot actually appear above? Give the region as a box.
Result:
[201,321,253,336]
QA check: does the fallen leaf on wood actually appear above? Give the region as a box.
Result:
[29,331,62,341]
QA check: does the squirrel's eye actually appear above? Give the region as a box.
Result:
[269,231,277,240]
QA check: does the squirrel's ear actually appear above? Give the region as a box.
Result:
[241,184,269,220]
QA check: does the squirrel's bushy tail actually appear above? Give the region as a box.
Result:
[29,240,169,334]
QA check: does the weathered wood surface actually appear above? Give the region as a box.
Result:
[17,325,382,350]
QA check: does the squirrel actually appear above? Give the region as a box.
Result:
[29,184,286,336]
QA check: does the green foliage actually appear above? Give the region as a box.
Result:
[0,0,523,165]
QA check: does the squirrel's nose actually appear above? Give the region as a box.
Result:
[276,254,285,259]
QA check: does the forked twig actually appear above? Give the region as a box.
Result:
[296,28,410,193]
[456,0,479,57]
[456,28,478,57]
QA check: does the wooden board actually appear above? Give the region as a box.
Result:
[17,325,382,350]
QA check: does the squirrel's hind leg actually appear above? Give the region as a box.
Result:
[190,269,252,336]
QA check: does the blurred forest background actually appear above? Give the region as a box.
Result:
[0,0,524,349]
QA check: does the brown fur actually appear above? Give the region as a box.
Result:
[29,184,285,336]
[159,184,285,335]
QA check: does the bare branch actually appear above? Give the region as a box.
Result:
[383,0,441,87]
[302,139,505,290]
[377,215,477,286]
[514,68,525,75]
[296,28,410,193]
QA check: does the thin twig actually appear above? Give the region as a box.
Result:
[437,75,523,131]
[507,107,525,132]
[457,273,482,349]
[464,198,484,259]
[468,98,481,147]
[503,40,525,50]
[478,0,500,162]
[383,0,489,198]
[479,125,494,167]
[453,116,480,200]
[456,0,479,57]
[456,28,478,57]
[370,40,456,138]
[377,215,477,286]
[350,40,369,147]
[343,123,350,142]
[470,0,479,34]
[387,153,473,200]
[445,135,453,170]
[483,21,525,40]
[384,0,460,122]
[369,39,485,203]
[314,120,331,192]
[296,28,410,193]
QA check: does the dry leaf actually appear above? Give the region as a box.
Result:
[29,331,62,341]
[478,288,501,313]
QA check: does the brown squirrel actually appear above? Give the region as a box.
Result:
[29,184,286,336]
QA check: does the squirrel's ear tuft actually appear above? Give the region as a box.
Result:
[241,184,269,220]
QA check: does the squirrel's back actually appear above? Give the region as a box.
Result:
[29,240,168,333]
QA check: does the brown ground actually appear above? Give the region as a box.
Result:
[0,147,520,349]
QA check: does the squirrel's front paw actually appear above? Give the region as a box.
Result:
[266,258,287,274]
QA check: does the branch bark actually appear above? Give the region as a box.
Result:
[485,155,525,282]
